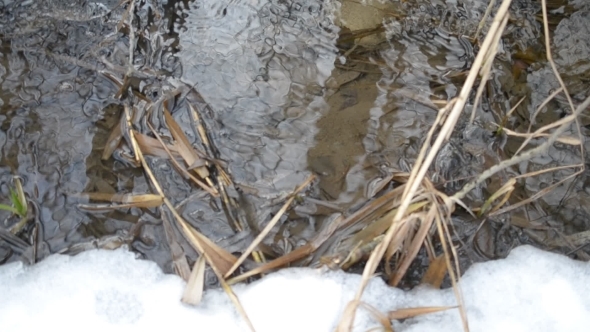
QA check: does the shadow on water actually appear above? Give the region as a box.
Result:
[0,0,589,287]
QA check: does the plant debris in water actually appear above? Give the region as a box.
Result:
[1,0,590,329]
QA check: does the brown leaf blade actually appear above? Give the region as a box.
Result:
[359,302,394,332]
[421,254,448,288]
[134,132,181,159]
[163,106,209,179]
[388,306,457,320]
[147,122,219,197]
[182,255,206,305]
[187,226,237,276]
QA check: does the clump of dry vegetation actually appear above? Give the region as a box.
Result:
[75,0,589,330]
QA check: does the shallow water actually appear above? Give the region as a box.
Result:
[177,0,339,198]
[0,0,589,280]
[0,0,126,258]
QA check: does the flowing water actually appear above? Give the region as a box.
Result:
[1,0,589,284]
[177,0,339,199]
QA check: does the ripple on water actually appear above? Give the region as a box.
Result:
[177,0,339,197]
[0,2,123,259]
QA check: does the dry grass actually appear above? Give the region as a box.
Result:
[68,0,588,331]
[334,0,587,330]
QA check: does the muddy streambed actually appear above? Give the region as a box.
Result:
[1,0,589,288]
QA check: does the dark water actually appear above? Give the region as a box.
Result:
[177,0,339,199]
[0,0,589,283]
[0,0,125,259]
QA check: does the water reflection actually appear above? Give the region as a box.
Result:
[177,0,339,198]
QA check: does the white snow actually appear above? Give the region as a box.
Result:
[1,245,589,332]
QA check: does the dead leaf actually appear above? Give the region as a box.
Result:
[135,132,181,159]
[182,255,206,305]
[421,254,447,288]
[163,106,209,179]
[359,302,393,332]
[388,306,457,320]
[187,226,237,276]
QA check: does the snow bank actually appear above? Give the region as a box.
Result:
[1,245,588,332]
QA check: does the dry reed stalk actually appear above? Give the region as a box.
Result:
[227,214,346,284]
[452,96,590,203]
[161,211,191,282]
[474,0,496,42]
[388,305,457,321]
[513,90,579,156]
[224,175,316,278]
[163,106,210,179]
[75,193,163,208]
[134,132,182,158]
[359,302,394,332]
[132,130,256,332]
[540,0,584,161]
[147,122,218,196]
[132,133,235,272]
[124,105,141,165]
[490,171,581,217]
[336,1,514,331]
[501,128,580,145]
[469,11,509,123]
[185,103,265,261]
